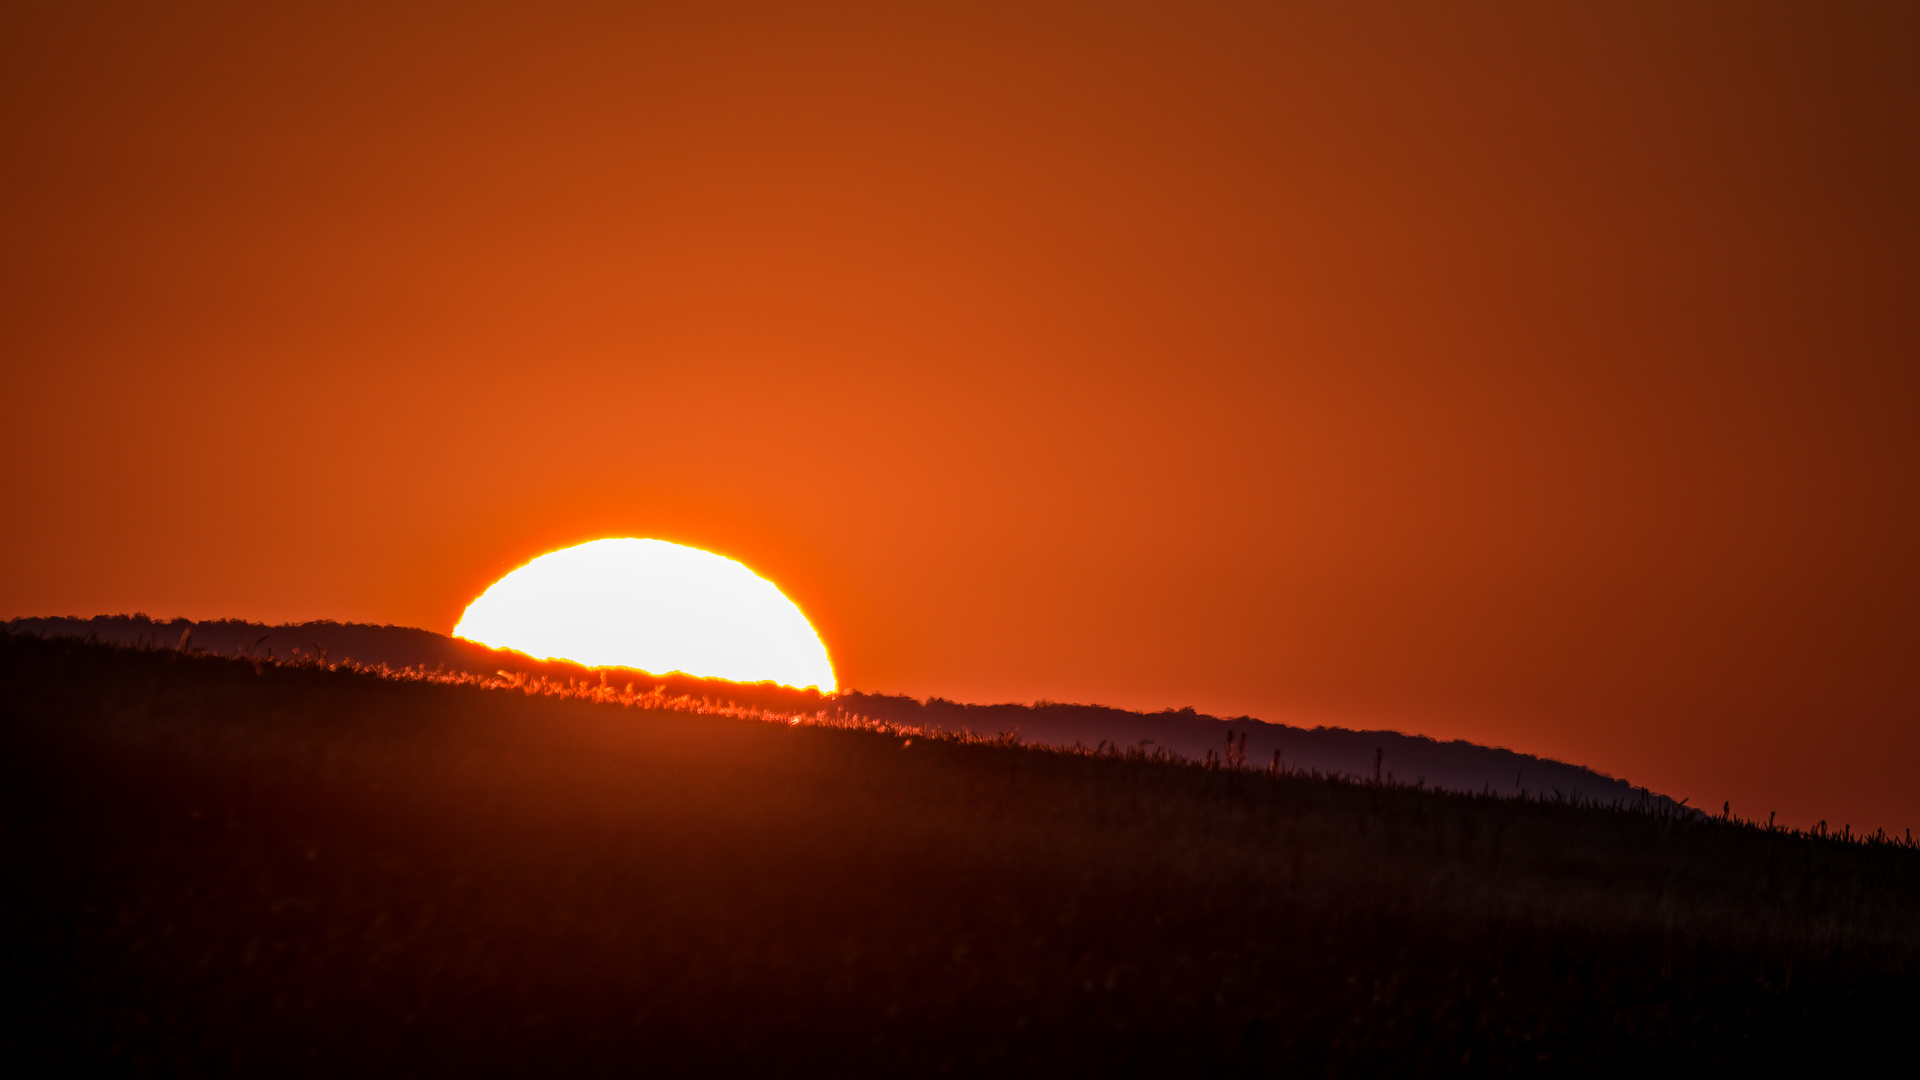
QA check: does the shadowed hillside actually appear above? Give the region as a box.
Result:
[3,632,1917,1074]
[11,615,1681,811]
[837,694,1675,810]
[6,615,828,713]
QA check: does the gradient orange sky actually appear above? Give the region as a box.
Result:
[4,2,1916,831]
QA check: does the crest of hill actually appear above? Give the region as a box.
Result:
[11,614,1686,812]
[7,614,823,714]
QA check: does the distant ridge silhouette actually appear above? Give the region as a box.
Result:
[6,614,825,713]
[11,614,1690,813]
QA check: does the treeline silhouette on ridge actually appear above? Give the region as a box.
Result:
[13,614,1683,812]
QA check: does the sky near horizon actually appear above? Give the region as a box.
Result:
[2,1,1916,832]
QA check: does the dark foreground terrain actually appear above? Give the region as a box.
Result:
[3,634,1916,1075]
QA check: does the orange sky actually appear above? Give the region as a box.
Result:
[3,1,1916,832]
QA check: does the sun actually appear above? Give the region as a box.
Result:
[453,538,836,691]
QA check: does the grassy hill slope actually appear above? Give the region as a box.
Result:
[3,633,1915,1075]
[9,616,1676,810]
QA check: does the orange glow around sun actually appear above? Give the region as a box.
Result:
[453,538,836,691]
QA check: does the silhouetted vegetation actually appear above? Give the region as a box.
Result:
[3,632,1916,1075]
[12,616,1672,809]
[6,615,830,715]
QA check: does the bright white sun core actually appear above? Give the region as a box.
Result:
[452,538,836,691]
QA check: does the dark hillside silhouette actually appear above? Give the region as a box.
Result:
[840,693,1677,811]
[3,632,1915,1073]
[13,614,1686,813]
[7,614,827,713]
